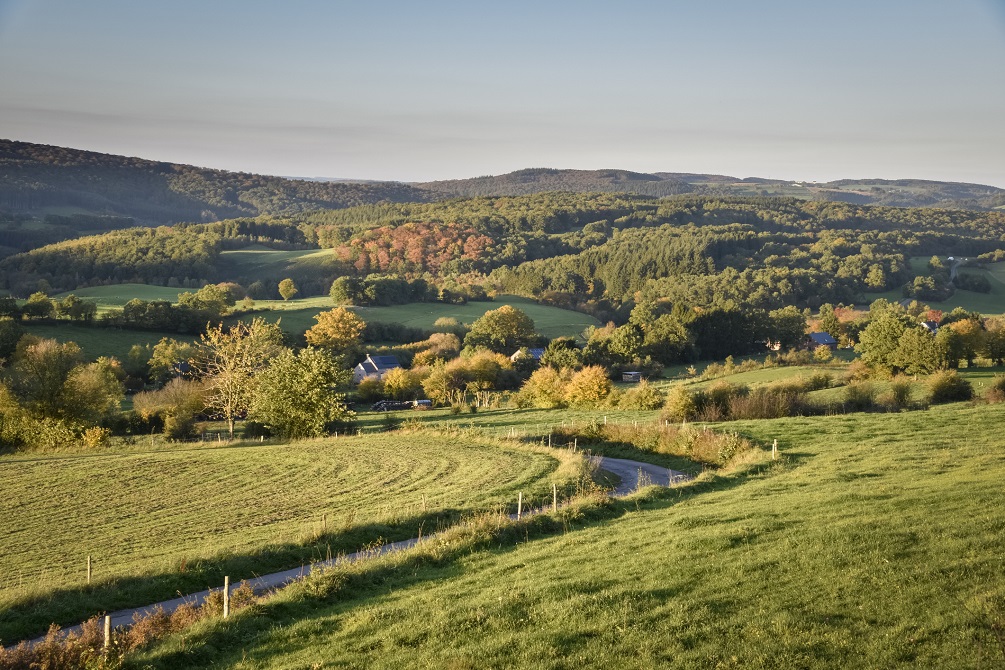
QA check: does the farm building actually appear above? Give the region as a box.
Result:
[510,348,546,362]
[622,371,643,383]
[806,332,838,351]
[353,354,401,384]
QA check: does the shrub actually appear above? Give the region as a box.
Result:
[844,359,873,383]
[661,385,697,423]
[518,366,569,409]
[986,375,1005,403]
[704,381,748,414]
[887,376,914,409]
[844,381,876,411]
[927,370,974,404]
[81,426,111,448]
[728,388,811,420]
[564,365,612,407]
[618,380,665,410]
[813,345,834,363]
[355,376,385,403]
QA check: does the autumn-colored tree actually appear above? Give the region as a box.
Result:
[463,305,536,353]
[564,365,612,407]
[278,278,298,301]
[194,318,285,439]
[305,308,366,359]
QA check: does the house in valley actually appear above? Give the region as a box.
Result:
[353,354,401,384]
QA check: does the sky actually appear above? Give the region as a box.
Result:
[1,0,1004,185]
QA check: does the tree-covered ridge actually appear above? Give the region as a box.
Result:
[417,168,695,198]
[0,139,431,225]
[4,194,1005,313]
[419,168,1005,210]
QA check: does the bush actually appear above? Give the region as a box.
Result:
[618,380,665,410]
[887,377,914,410]
[844,381,876,411]
[728,388,812,420]
[661,385,697,423]
[355,376,385,403]
[986,375,1005,403]
[564,365,612,407]
[927,370,974,404]
[813,345,834,363]
[81,426,111,448]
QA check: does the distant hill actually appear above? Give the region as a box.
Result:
[419,169,1005,209]
[0,139,431,225]
[417,168,696,198]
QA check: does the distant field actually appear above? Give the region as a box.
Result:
[231,295,601,340]
[53,284,182,312]
[216,246,332,279]
[22,323,192,361]
[133,402,1005,668]
[0,432,575,642]
[871,257,1005,316]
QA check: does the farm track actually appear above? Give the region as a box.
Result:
[18,456,688,646]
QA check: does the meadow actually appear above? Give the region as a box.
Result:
[0,432,582,643]
[871,258,1005,316]
[129,400,1005,669]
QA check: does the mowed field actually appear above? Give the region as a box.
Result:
[0,432,578,642]
[132,401,1005,669]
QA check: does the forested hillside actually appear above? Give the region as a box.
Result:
[5,194,1005,318]
[421,169,1005,209]
[0,139,430,225]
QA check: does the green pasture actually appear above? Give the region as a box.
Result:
[231,294,601,340]
[216,247,332,279]
[21,323,193,362]
[0,432,577,643]
[871,258,1005,316]
[52,284,183,312]
[132,401,1005,668]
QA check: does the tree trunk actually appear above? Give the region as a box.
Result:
[228,417,235,440]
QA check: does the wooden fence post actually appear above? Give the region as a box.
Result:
[772,439,778,460]
[103,615,111,651]
[552,483,558,513]
[223,575,230,618]
[87,555,92,584]
[517,492,523,520]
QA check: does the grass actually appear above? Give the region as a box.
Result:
[21,323,194,362]
[230,294,601,340]
[52,284,183,310]
[0,431,580,643]
[128,401,1005,668]
[870,257,1005,316]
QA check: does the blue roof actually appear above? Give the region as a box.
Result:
[367,355,401,368]
[808,332,837,345]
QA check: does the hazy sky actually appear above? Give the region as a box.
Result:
[1,0,1004,185]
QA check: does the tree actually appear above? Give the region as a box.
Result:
[564,365,611,407]
[148,337,198,384]
[278,278,299,301]
[178,284,233,315]
[463,305,536,353]
[0,317,24,362]
[891,327,943,375]
[948,319,984,367]
[22,292,54,320]
[518,366,569,408]
[856,311,910,372]
[63,357,125,424]
[250,347,353,438]
[304,307,366,358]
[7,337,82,417]
[329,276,360,305]
[194,318,285,439]
[981,317,1005,366]
[133,377,207,440]
[381,367,424,400]
[768,306,807,351]
[540,337,584,371]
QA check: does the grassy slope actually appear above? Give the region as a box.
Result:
[871,258,1005,316]
[0,432,575,642]
[21,323,195,361]
[134,402,1005,668]
[232,294,601,340]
